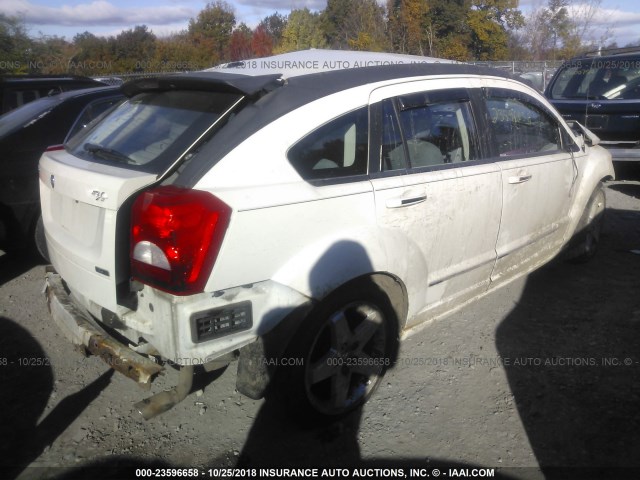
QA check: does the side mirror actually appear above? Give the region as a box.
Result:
[566,120,601,148]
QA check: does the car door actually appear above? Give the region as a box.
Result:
[483,87,576,285]
[368,81,502,325]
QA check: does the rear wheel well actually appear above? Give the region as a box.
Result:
[270,272,406,421]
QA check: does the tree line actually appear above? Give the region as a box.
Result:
[0,0,635,76]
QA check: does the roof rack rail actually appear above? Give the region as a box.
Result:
[582,46,640,57]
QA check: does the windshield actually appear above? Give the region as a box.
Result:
[0,95,63,139]
[549,57,640,100]
[66,90,243,173]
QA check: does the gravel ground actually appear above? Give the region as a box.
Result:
[1,177,639,480]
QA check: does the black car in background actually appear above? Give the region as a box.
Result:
[0,86,124,259]
[1,75,106,114]
[545,48,640,163]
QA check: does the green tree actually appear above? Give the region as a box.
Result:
[0,13,35,73]
[30,34,75,74]
[276,8,327,53]
[387,0,430,55]
[320,0,388,51]
[468,0,523,60]
[547,0,571,57]
[344,0,389,51]
[112,25,156,72]
[70,31,115,75]
[258,12,287,50]
[321,0,353,48]
[153,32,208,71]
[424,0,472,58]
[188,1,236,63]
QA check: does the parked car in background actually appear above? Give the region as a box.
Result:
[40,50,613,422]
[93,76,125,86]
[546,47,640,162]
[0,75,106,114]
[0,86,124,259]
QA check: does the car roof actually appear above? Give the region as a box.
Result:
[123,50,513,99]
[211,49,455,77]
[173,52,518,187]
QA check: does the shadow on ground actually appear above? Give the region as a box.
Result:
[496,206,640,479]
[0,317,114,480]
[0,250,45,287]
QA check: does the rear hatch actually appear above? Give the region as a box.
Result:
[546,55,640,149]
[39,73,279,315]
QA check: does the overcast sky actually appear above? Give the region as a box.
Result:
[2,0,639,47]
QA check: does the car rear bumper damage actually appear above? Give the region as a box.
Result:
[44,270,200,419]
[44,269,164,387]
[43,269,313,419]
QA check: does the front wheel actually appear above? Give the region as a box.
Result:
[275,285,398,420]
[566,183,606,263]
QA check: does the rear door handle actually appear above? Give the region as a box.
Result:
[508,174,532,184]
[385,195,427,208]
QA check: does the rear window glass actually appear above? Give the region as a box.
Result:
[66,90,243,173]
[549,56,640,100]
[65,96,124,141]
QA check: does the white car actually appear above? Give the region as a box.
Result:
[40,51,614,421]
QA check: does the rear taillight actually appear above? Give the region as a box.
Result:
[45,144,64,152]
[131,186,231,295]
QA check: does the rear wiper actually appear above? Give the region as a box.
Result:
[84,143,132,163]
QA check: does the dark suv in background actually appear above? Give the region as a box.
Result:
[0,86,124,259]
[0,75,105,114]
[546,48,640,163]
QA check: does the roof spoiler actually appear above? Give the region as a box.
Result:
[121,72,283,98]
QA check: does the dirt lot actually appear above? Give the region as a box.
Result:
[1,177,640,480]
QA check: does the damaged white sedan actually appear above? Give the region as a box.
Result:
[40,51,613,420]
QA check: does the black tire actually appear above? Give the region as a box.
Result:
[34,215,49,262]
[274,281,398,422]
[566,183,606,263]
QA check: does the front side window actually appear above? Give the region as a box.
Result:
[485,92,561,157]
[67,90,243,173]
[288,106,368,181]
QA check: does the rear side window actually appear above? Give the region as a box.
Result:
[485,91,561,157]
[288,107,368,181]
[67,90,243,173]
[380,88,479,171]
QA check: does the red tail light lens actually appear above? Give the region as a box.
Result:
[131,186,231,295]
[45,144,64,152]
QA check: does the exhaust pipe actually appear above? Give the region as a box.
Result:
[134,365,194,420]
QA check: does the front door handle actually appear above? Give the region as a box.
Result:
[386,195,427,208]
[508,174,532,184]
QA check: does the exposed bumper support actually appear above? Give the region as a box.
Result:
[44,271,164,387]
[134,365,195,420]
